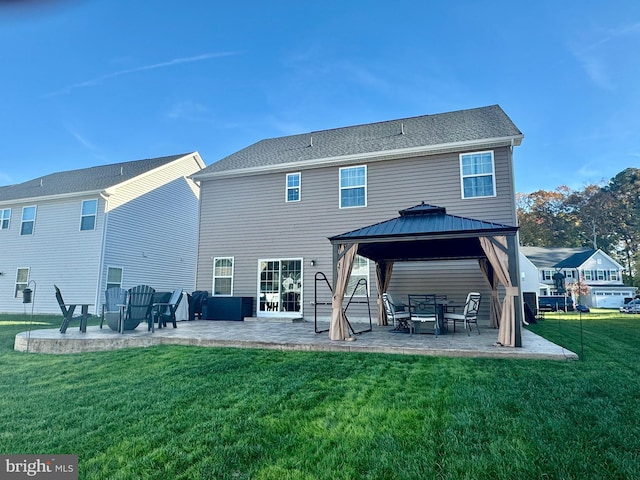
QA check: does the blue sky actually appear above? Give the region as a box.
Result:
[1,0,639,193]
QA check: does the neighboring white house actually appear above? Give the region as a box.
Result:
[0,152,205,315]
[519,246,637,308]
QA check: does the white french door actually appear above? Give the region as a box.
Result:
[258,259,302,315]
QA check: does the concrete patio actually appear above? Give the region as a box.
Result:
[14,319,579,360]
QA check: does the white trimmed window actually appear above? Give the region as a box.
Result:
[346,255,369,296]
[15,267,29,298]
[106,267,123,290]
[339,165,367,208]
[0,208,10,229]
[584,270,593,281]
[21,206,36,235]
[460,151,496,198]
[80,199,98,231]
[286,173,301,202]
[542,270,553,281]
[610,270,619,281]
[213,257,234,296]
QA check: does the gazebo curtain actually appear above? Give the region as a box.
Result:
[478,258,501,328]
[329,243,358,340]
[480,236,516,347]
[375,261,394,326]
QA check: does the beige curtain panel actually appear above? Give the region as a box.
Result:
[375,261,394,326]
[480,236,516,347]
[329,243,358,341]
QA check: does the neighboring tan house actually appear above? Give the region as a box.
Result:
[192,105,525,342]
[0,152,205,315]
[519,246,637,308]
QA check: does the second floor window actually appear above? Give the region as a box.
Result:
[0,208,10,229]
[340,165,367,208]
[80,199,98,231]
[21,206,36,235]
[286,173,300,202]
[460,151,496,198]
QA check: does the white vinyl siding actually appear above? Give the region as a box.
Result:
[286,173,300,202]
[80,199,98,231]
[21,206,36,235]
[460,151,496,198]
[0,208,10,229]
[213,257,234,296]
[339,165,367,208]
[102,155,201,294]
[0,154,202,315]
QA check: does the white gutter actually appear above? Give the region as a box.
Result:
[0,188,108,206]
[94,192,111,317]
[193,134,524,180]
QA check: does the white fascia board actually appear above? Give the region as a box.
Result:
[193,135,524,180]
[0,189,107,205]
[106,152,204,194]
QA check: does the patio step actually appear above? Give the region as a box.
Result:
[244,316,304,323]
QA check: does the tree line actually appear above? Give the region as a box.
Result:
[516,167,640,287]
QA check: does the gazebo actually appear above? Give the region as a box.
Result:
[328,203,523,347]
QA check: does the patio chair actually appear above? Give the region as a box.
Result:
[189,290,209,320]
[101,287,127,331]
[382,293,413,332]
[408,294,440,336]
[55,285,91,333]
[443,292,481,335]
[150,288,183,332]
[120,285,155,333]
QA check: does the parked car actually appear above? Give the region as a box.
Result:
[538,296,574,312]
[620,299,640,314]
[575,304,590,313]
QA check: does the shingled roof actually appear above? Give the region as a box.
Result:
[195,104,523,177]
[519,247,594,269]
[0,153,194,202]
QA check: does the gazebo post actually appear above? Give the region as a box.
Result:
[507,234,523,347]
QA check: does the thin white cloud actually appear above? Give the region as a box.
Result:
[571,22,640,90]
[65,125,97,151]
[166,100,211,122]
[46,52,238,97]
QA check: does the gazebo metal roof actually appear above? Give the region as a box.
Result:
[329,203,518,262]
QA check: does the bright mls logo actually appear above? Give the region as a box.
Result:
[1,455,77,479]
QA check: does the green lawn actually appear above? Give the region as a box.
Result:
[1,311,639,479]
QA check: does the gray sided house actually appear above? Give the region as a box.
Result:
[193,105,524,343]
[519,246,637,308]
[0,152,205,315]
